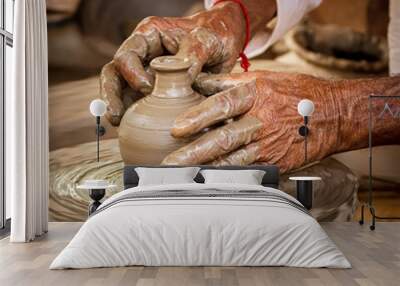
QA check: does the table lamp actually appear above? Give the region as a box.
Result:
[89,99,107,162]
[297,99,315,163]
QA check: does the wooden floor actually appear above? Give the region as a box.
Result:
[1,223,399,286]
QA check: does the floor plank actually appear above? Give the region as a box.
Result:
[0,222,399,286]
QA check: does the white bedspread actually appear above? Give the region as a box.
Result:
[50,183,350,269]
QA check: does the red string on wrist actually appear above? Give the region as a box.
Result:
[213,0,251,72]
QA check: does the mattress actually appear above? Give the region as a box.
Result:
[50,183,350,269]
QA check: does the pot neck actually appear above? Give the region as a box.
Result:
[152,69,194,98]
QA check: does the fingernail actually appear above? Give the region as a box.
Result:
[161,156,179,165]
[170,125,186,138]
[171,117,194,138]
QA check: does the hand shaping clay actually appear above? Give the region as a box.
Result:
[118,56,205,164]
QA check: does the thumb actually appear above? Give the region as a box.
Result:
[193,72,260,96]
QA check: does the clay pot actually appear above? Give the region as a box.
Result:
[118,56,205,164]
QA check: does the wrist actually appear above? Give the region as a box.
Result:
[210,0,276,37]
[334,89,368,153]
[334,77,400,152]
[241,0,277,34]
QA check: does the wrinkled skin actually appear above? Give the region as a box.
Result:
[100,0,277,126]
[162,72,400,173]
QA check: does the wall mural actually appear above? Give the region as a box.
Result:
[48,0,399,222]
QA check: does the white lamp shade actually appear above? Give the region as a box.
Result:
[297,99,315,117]
[90,99,107,117]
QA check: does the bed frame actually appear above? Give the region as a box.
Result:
[123,165,280,189]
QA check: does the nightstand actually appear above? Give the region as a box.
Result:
[289,176,322,210]
[77,180,117,215]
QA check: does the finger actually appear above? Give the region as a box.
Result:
[159,27,186,55]
[171,81,256,137]
[137,16,190,57]
[100,61,127,126]
[114,31,162,94]
[176,27,223,81]
[135,18,165,59]
[213,139,304,173]
[260,140,305,174]
[194,72,259,95]
[211,141,262,166]
[162,116,263,165]
[250,136,304,174]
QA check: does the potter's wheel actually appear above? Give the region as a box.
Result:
[50,139,358,222]
[49,139,124,221]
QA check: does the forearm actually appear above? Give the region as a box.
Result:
[334,76,400,152]
[240,0,277,34]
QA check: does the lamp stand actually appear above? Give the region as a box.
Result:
[88,189,106,215]
[95,116,106,163]
[298,116,309,163]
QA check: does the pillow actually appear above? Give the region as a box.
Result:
[135,167,200,186]
[200,169,266,185]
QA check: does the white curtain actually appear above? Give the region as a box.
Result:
[7,0,49,242]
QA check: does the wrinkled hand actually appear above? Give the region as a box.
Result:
[162,72,400,173]
[161,71,341,172]
[100,3,246,126]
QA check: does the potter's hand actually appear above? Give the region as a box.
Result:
[162,72,330,172]
[162,72,400,173]
[100,1,276,126]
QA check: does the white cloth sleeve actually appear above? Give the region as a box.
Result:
[389,0,400,75]
[204,0,321,58]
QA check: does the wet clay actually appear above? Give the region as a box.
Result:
[118,56,205,164]
[100,1,277,126]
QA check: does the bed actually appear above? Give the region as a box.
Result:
[50,165,350,269]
